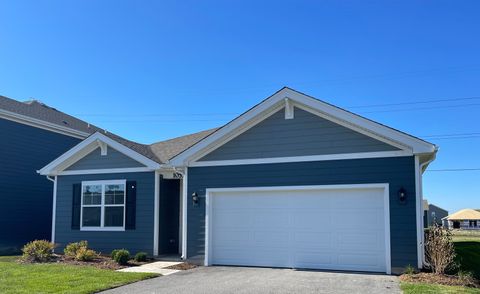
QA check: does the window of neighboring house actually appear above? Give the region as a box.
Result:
[81,180,126,231]
[470,220,478,228]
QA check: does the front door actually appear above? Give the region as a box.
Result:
[159,178,180,255]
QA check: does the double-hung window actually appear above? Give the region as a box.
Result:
[81,180,126,231]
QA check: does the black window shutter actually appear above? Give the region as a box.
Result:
[71,183,81,230]
[125,181,137,230]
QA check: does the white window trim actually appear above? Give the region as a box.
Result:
[80,179,127,232]
[204,183,391,275]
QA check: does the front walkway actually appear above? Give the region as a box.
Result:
[104,266,401,294]
[118,261,183,276]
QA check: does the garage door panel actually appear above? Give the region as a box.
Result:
[291,211,332,229]
[337,253,384,268]
[213,247,291,267]
[209,186,388,273]
[338,232,384,251]
[251,210,291,228]
[293,232,333,249]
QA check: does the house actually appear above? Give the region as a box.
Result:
[39,87,437,274]
[443,209,480,230]
[423,200,448,227]
[0,96,102,254]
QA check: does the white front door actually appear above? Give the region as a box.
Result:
[206,184,390,274]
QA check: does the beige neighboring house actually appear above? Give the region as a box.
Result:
[442,209,480,230]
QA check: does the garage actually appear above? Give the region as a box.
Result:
[205,184,391,274]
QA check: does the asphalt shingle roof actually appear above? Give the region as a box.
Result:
[0,95,218,164]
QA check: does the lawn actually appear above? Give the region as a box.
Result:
[401,230,480,294]
[0,256,158,294]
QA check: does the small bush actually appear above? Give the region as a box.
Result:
[75,247,98,261]
[21,240,55,262]
[112,249,130,265]
[134,252,148,262]
[404,264,416,275]
[111,249,120,259]
[424,226,456,274]
[64,240,88,258]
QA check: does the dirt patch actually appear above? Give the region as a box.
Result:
[165,262,198,270]
[19,254,153,270]
[400,272,480,288]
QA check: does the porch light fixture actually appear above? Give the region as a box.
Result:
[398,187,407,203]
[192,192,199,205]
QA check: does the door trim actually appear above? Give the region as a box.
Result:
[205,183,391,274]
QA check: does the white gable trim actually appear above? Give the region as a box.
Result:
[169,88,435,166]
[0,108,90,139]
[38,132,161,175]
[189,150,412,167]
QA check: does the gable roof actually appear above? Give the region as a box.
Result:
[169,87,437,166]
[444,209,480,221]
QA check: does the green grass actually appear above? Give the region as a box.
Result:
[401,282,480,293]
[0,256,158,294]
[454,242,480,279]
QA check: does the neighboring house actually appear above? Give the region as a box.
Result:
[423,200,448,227]
[39,87,437,274]
[0,96,102,254]
[443,209,480,230]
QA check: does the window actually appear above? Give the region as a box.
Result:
[81,180,126,231]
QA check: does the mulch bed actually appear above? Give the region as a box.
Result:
[19,254,151,270]
[400,272,480,288]
[164,262,197,270]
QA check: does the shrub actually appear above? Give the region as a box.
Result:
[424,226,456,274]
[112,249,130,265]
[404,264,416,275]
[111,249,120,259]
[21,240,55,262]
[134,252,148,262]
[64,240,88,258]
[75,247,98,261]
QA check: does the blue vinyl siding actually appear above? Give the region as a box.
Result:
[66,147,145,170]
[187,156,417,269]
[0,118,81,254]
[55,172,156,255]
[199,108,399,161]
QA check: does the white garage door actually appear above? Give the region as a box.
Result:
[205,184,390,274]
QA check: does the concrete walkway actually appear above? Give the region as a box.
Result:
[104,266,401,294]
[117,261,183,276]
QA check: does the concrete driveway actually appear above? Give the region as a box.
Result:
[103,266,401,294]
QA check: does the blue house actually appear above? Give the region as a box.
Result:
[0,96,102,254]
[39,88,437,274]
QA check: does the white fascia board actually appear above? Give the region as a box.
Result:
[190,150,412,167]
[170,88,435,166]
[38,132,161,175]
[0,108,90,139]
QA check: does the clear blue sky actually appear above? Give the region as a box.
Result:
[0,1,479,214]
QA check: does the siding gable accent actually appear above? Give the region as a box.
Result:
[199,107,400,161]
[125,181,137,230]
[65,147,146,171]
[71,183,81,230]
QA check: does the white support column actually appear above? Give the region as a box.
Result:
[153,171,160,256]
[414,155,423,269]
[51,176,57,244]
[181,167,188,259]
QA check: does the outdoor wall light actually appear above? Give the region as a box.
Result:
[192,192,199,205]
[398,187,407,203]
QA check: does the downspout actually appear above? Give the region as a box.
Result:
[46,176,57,246]
[418,148,438,267]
